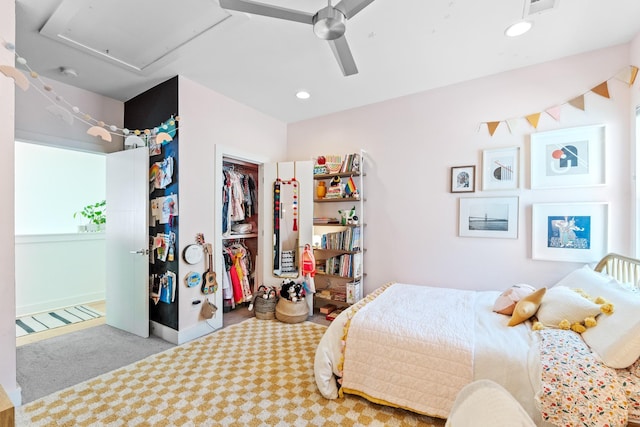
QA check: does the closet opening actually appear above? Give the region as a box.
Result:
[221,156,261,321]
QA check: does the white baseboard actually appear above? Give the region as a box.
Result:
[149,320,220,345]
[16,291,105,317]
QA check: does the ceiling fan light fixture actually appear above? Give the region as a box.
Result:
[313,6,346,40]
[296,90,311,99]
[505,20,533,37]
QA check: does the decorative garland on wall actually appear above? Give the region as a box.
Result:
[0,37,180,145]
[480,65,639,136]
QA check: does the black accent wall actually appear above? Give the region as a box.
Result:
[124,76,179,330]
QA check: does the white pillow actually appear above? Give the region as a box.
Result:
[536,286,601,327]
[445,379,536,427]
[492,284,536,315]
[555,265,640,368]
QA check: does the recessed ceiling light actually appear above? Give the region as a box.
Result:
[296,91,311,100]
[505,20,533,37]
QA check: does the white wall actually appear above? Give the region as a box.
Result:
[0,0,18,405]
[176,76,287,337]
[629,33,640,255]
[15,234,106,316]
[288,44,634,294]
[15,142,106,234]
[15,76,124,153]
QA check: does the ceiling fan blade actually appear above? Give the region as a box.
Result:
[328,36,358,76]
[334,0,375,19]
[219,0,314,24]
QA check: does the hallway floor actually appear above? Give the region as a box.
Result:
[18,300,330,347]
[16,301,107,347]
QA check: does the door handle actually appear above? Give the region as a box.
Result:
[129,249,149,255]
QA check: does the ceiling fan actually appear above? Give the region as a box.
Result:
[219,0,376,76]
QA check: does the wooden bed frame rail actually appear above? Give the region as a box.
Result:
[594,253,640,287]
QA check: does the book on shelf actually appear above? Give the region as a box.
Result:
[326,309,343,321]
[314,217,340,224]
[319,304,337,314]
[320,226,361,251]
[340,153,361,173]
[347,280,362,304]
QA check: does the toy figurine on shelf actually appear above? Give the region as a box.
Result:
[339,206,356,225]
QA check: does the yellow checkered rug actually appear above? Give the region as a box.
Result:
[16,318,445,426]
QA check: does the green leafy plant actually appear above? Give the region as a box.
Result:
[74,200,106,226]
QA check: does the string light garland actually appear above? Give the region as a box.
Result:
[0,37,180,143]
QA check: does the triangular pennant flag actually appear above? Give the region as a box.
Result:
[525,113,541,128]
[615,65,639,86]
[545,106,561,121]
[486,121,500,136]
[505,118,519,134]
[568,95,585,111]
[591,81,610,99]
[630,66,639,86]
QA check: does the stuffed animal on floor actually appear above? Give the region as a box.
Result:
[280,280,305,302]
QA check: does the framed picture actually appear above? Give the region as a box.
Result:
[530,124,605,189]
[459,196,519,238]
[450,165,475,193]
[482,147,520,191]
[532,202,609,262]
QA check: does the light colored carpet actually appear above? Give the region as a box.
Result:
[16,318,446,426]
[17,324,175,404]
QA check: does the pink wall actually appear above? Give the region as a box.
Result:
[288,44,634,293]
[0,0,18,404]
[177,76,287,333]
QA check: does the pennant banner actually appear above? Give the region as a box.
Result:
[487,121,500,136]
[545,106,561,121]
[480,65,637,137]
[505,118,519,133]
[525,113,541,129]
[568,95,585,111]
[591,81,610,99]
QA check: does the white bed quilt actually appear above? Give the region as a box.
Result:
[341,283,474,417]
[314,282,538,421]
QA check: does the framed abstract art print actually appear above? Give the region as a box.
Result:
[530,124,605,189]
[532,202,609,262]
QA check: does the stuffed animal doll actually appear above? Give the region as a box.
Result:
[280,280,305,302]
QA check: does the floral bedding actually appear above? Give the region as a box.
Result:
[536,328,628,426]
[615,358,640,421]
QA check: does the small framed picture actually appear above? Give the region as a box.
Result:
[530,124,605,189]
[482,147,520,191]
[451,165,476,193]
[532,202,609,262]
[459,196,519,239]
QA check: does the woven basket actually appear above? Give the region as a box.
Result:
[275,298,308,324]
[253,286,278,320]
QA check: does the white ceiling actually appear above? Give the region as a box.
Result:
[13,0,640,124]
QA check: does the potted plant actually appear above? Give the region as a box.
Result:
[74,200,106,232]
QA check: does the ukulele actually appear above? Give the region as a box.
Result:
[201,242,218,295]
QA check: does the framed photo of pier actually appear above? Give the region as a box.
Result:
[532,202,609,262]
[459,196,519,239]
[482,147,519,191]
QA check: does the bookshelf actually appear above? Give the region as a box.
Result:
[312,150,365,313]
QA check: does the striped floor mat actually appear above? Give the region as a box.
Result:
[16,305,104,337]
